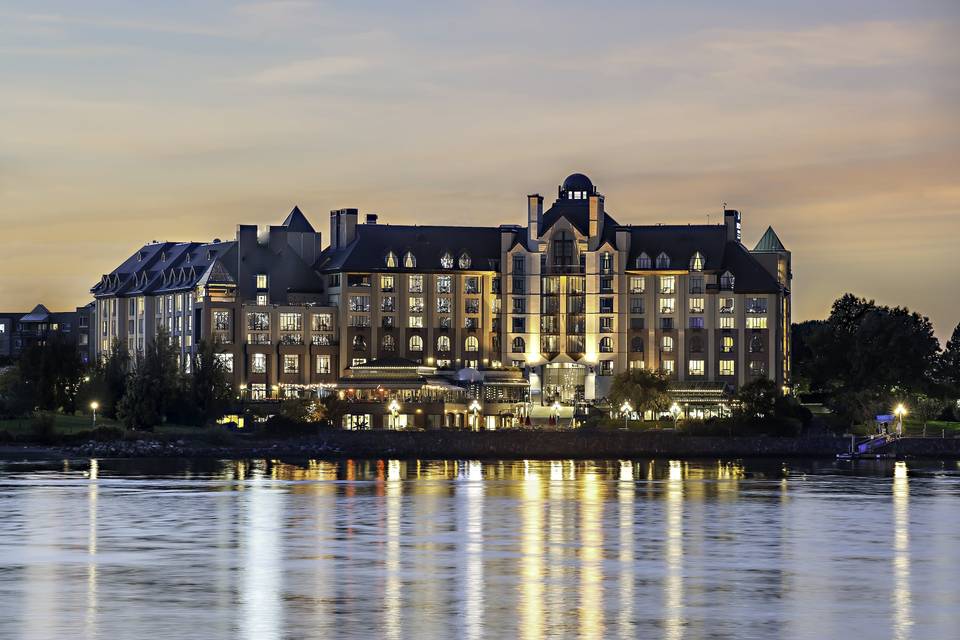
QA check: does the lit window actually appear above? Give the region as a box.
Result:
[256,274,267,289]
[720,360,735,376]
[600,252,612,273]
[256,294,268,306]
[436,275,452,293]
[722,336,735,353]
[746,317,768,329]
[662,359,675,374]
[719,297,735,314]
[629,360,645,370]
[689,359,705,376]
[403,252,416,268]
[279,313,302,331]
[599,337,613,353]
[408,275,423,293]
[315,355,331,374]
[512,336,525,353]
[689,252,705,271]
[720,317,736,329]
[746,297,768,313]
[410,335,423,351]
[659,297,675,314]
[661,336,674,352]
[309,313,329,331]
[214,353,233,373]
[247,312,270,330]
[251,353,267,374]
[382,334,396,351]
[385,252,398,268]
[381,275,395,291]
[458,253,471,269]
[465,336,479,352]
[689,297,704,313]
[437,335,451,351]
[659,276,675,294]
[409,296,424,313]
[250,383,266,400]
[437,297,451,313]
[629,276,646,293]
[408,316,423,328]
[283,354,299,374]
[441,252,453,269]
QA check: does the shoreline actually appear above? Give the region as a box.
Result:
[3,431,959,461]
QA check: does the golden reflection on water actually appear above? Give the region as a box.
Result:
[520,462,544,640]
[547,461,566,634]
[579,469,604,639]
[85,459,98,639]
[384,460,402,640]
[242,461,282,640]
[893,461,912,640]
[665,460,684,640]
[462,461,484,640]
[618,461,635,636]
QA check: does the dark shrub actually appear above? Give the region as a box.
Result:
[29,413,57,443]
[260,414,319,439]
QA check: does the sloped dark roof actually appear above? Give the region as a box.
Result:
[315,223,503,272]
[562,173,595,193]
[626,225,728,270]
[20,304,52,323]
[753,226,787,252]
[723,243,781,293]
[540,198,619,239]
[91,240,236,297]
[282,206,315,233]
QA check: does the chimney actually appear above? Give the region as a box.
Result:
[329,210,340,249]
[337,208,358,247]
[527,194,543,244]
[724,209,741,243]
[588,194,605,246]
[366,213,378,225]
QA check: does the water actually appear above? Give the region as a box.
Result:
[0,457,958,640]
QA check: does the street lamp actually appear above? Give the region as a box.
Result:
[669,402,681,428]
[894,403,907,437]
[90,401,99,428]
[388,398,400,430]
[469,399,482,431]
[620,400,633,430]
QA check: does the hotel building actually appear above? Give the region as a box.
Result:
[91,173,791,424]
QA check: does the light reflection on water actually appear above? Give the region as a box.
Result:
[0,457,958,640]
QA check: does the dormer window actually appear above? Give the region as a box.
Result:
[207,250,215,261]
[403,252,416,268]
[458,252,471,269]
[689,251,705,271]
[160,252,166,262]
[656,252,670,269]
[385,251,398,268]
[440,252,453,269]
[636,252,651,269]
[137,252,144,262]
[720,271,735,290]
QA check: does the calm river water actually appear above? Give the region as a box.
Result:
[0,457,958,639]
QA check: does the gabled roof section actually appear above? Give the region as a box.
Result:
[625,225,727,270]
[282,206,315,233]
[197,259,236,288]
[539,198,619,240]
[92,240,236,297]
[20,304,52,322]
[753,226,786,252]
[316,223,503,272]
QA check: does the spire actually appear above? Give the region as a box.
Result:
[753,226,786,252]
[281,206,315,233]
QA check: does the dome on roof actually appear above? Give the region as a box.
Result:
[561,173,594,193]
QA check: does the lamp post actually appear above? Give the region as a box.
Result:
[90,401,99,428]
[388,398,400,430]
[669,402,681,428]
[552,400,561,427]
[620,400,633,430]
[894,403,907,437]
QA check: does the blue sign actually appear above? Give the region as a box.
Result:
[876,414,894,423]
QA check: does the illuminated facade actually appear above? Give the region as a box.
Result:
[90,173,791,417]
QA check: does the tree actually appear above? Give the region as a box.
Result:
[912,394,945,435]
[736,378,778,418]
[607,369,671,419]
[938,322,960,395]
[183,341,233,425]
[320,394,349,428]
[14,337,85,413]
[117,328,181,430]
[79,339,130,420]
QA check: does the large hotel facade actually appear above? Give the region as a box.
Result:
[91,173,791,427]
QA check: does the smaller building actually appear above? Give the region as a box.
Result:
[0,304,90,362]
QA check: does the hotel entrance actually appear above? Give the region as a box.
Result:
[542,362,586,405]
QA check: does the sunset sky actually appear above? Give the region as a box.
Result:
[1,1,958,338]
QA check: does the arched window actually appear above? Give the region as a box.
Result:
[512,336,525,353]
[689,335,704,353]
[382,334,396,351]
[750,335,764,353]
[689,251,705,271]
[352,335,367,351]
[385,251,398,268]
[720,270,735,290]
[409,335,423,351]
[458,252,471,269]
[656,252,671,269]
[631,336,644,352]
[465,336,479,352]
[636,252,651,269]
[437,335,450,351]
[403,251,416,268]
[661,336,674,353]
[440,252,453,269]
[599,337,613,353]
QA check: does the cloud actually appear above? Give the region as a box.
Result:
[246,56,371,85]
